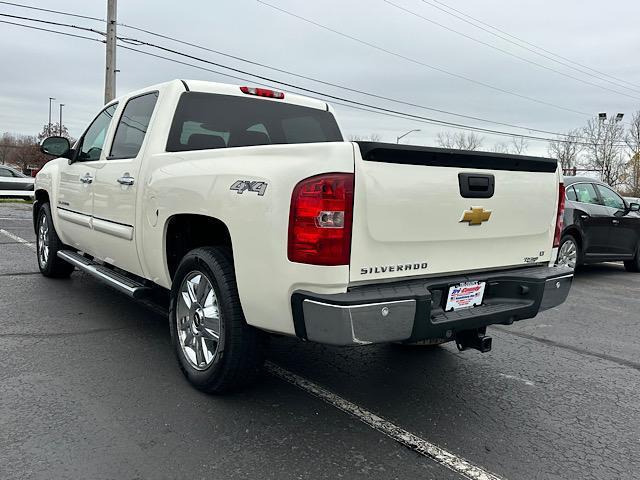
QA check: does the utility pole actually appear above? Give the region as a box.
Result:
[104,0,117,104]
[48,97,55,135]
[59,104,65,136]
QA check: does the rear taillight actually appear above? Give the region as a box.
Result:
[240,86,285,99]
[288,173,354,266]
[553,183,566,248]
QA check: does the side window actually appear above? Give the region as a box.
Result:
[109,92,159,159]
[596,185,625,210]
[77,104,118,162]
[0,167,11,177]
[565,186,577,202]
[573,183,600,205]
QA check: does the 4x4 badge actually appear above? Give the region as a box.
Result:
[230,180,268,196]
[460,207,491,226]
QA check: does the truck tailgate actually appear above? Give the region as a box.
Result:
[350,142,560,283]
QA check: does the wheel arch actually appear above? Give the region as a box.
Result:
[32,189,50,233]
[164,214,233,281]
[562,226,583,250]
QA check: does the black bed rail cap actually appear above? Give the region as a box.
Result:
[355,141,557,173]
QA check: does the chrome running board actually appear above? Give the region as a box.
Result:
[57,250,150,299]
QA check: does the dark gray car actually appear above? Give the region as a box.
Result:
[558,176,640,271]
[0,165,34,195]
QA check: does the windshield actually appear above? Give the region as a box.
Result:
[166,92,342,152]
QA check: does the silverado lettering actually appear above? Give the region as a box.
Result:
[360,262,428,275]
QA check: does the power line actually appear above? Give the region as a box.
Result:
[256,0,593,117]
[0,18,103,42]
[113,22,583,138]
[0,0,103,22]
[2,1,624,142]
[0,12,105,35]
[2,0,637,115]
[0,2,583,137]
[2,8,594,139]
[117,43,565,143]
[117,41,623,146]
[421,0,640,92]
[0,13,626,146]
[384,0,640,100]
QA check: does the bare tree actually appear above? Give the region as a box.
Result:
[0,132,15,165]
[436,131,456,149]
[625,111,640,196]
[547,129,582,172]
[510,136,528,155]
[491,142,510,154]
[436,131,483,150]
[348,133,381,142]
[582,118,625,187]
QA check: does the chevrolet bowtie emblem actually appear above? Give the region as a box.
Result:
[460,207,492,225]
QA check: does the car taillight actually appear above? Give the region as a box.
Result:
[240,86,285,99]
[553,183,566,248]
[288,173,354,266]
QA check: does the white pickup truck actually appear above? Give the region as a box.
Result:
[35,80,572,392]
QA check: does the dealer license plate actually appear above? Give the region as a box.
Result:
[445,281,486,311]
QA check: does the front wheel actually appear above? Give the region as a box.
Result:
[169,247,265,393]
[36,203,74,278]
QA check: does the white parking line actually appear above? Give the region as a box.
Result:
[498,373,535,387]
[2,227,505,480]
[266,362,505,480]
[0,229,36,251]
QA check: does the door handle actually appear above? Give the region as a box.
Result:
[612,219,620,225]
[117,174,135,186]
[580,214,589,220]
[80,173,93,184]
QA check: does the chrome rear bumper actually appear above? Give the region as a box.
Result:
[292,265,573,346]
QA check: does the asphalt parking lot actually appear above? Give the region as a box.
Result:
[1,202,639,480]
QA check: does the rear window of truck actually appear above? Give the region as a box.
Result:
[166,92,343,152]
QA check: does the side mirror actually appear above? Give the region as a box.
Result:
[629,202,640,212]
[40,136,71,158]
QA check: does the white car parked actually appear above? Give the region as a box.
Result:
[33,80,573,392]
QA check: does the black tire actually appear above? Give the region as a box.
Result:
[624,247,640,272]
[557,234,581,269]
[169,246,265,393]
[36,203,74,278]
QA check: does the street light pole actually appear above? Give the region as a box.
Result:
[59,104,65,136]
[104,0,117,103]
[595,112,625,180]
[48,97,55,135]
[396,128,421,144]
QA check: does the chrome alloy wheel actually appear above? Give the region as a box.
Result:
[37,214,49,268]
[176,271,221,370]
[557,239,577,269]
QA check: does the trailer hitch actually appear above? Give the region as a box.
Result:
[455,328,492,353]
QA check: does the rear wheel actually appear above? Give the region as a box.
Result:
[556,234,580,269]
[169,247,265,393]
[36,203,74,278]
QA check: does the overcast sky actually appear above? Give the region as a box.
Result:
[1,0,639,155]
